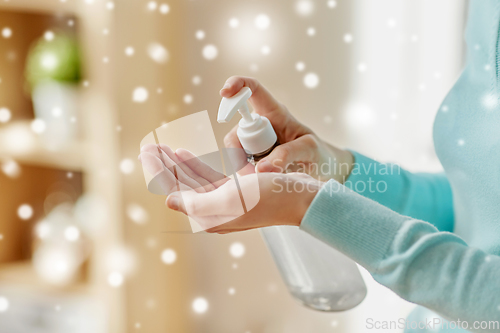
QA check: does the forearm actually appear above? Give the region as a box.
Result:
[344,151,454,232]
[300,181,500,331]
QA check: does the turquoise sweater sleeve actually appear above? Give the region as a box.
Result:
[345,151,455,232]
[300,181,500,331]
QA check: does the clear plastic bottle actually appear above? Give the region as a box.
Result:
[218,87,367,311]
[261,226,366,311]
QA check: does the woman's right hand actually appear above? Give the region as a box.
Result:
[138,144,323,233]
[220,76,354,183]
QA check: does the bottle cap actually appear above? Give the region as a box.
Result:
[218,87,277,154]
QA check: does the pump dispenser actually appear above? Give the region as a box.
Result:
[218,88,367,312]
[218,87,279,162]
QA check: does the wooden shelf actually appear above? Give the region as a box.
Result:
[0,3,125,332]
[0,261,91,295]
[0,121,86,171]
[0,0,78,15]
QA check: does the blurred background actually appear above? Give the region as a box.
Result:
[0,0,467,332]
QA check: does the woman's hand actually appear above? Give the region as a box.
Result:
[171,171,322,233]
[139,144,323,233]
[221,76,354,183]
[139,143,229,195]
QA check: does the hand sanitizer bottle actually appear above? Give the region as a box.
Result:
[218,87,367,311]
[218,87,279,164]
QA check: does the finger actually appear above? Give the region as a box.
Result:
[140,145,206,193]
[152,145,206,192]
[237,163,257,176]
[159,145,215,192]
[139,152,181,194]
[141,144,207,191]
[220,76,282,116]
[175,148,229,188]
[140,143,163,162]
[223,125,242,149]
[167,194,238,227]
[256,134,318,173]
[209,227,253,234]
[166,181,244,217]
[220,146,253,176]
[139,151,165,176]
[223,128,254,175]
[192,215,240,232]
[286,172,316,179]
[166,194,240,231]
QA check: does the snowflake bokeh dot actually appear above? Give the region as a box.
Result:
[230,242,245,258]
[161,249,177,264]
[192,297,208,314]
[18,204,33,220]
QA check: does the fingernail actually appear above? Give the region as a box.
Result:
[221,82,231,90]
[257,160,273,172]
[167,194,180,211]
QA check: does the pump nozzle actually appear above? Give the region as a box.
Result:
[217,87,253,123]
[217,86,278,155]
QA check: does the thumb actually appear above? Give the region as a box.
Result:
[256,134,317,173]
[220,76,282,117]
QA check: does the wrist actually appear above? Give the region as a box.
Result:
[324,143,354,184]
[293,180,323,227]
[336,149,354,184]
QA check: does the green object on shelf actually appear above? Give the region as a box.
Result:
[25,32,81,89]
